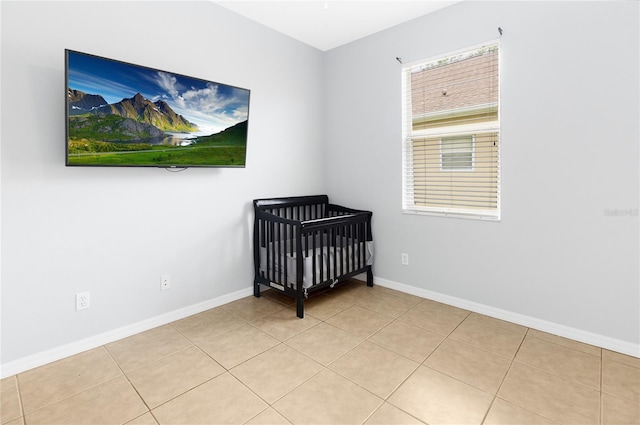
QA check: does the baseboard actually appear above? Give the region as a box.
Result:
[0,287,254,378]
[4,275,638,378]
[366,275,640,358]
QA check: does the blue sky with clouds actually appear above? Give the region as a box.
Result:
[66,50,250,135]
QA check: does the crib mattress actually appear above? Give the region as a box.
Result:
[259,241,373,289]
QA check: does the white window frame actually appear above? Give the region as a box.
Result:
[440,135,475,172]
[402,40,501,221]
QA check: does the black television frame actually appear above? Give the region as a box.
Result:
[65,49,250,168]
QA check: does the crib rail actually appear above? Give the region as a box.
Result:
[255,195,329,222]
[300,212,372,285]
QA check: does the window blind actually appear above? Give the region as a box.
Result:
[402,42,500,220]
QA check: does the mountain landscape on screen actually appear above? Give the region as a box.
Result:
[68,90,198,140]
[66,50,250,167]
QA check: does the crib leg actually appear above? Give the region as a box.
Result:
[296,298,304,318]
[254,281,261,298]
[366,267,374,287]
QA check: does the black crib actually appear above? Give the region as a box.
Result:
[253,195,373,318]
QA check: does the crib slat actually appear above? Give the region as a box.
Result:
[350,223,356,272]
[283,223,287,285]
[338,226,343,276]
[319,230,325,283]
[289,224,295,287]
[267,219,272,282]
[295,222,304,317]
[356,222,362,269]
[312,231,318,286]
[277,222,282,285]
[332,227,337,280]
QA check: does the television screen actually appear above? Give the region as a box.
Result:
[65,50,250,168]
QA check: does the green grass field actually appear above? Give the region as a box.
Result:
[67,116,248,167]
[67,143,246,167]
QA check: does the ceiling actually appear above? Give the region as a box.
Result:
[213,1,461,51]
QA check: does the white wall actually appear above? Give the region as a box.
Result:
[1,1,325,369]
[324,1,639,352]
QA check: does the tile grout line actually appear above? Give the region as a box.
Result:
[600,347,604,425]
[527,331,603,358]
[145,373,226,418]
[20,374,136,423]
[360,402,385,425]
[501,327,605,393]
[364,328,436,365]
[102,342,156,423]
[14,374,26,424]
[489,327,578,425]
[505,360,606,425]
[115,343,197,375]
[479,325,530,425]
[17,347,129,420]
[511,356,604,392]
[422,310,471,362]
[241,405,273,425]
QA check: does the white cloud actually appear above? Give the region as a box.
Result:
[151,72,248,133]
[155,72,179,96]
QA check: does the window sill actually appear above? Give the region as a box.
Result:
[402,208,501,221]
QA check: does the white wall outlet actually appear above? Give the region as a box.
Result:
[76,292,90,311]
[401,253,409,265]
[160,275,171,290]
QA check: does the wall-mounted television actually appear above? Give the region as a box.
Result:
[65,50,250,168]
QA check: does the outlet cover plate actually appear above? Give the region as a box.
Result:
[76,292,90,311]
[161,275,171,290]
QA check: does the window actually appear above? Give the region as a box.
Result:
[402,42,500,220]
[441,135,474,171]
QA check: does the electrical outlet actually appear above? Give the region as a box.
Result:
[76,292,90,311]
[160,275,171,290]
[401,253,409,265]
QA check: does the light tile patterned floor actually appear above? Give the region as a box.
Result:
[1,280,638,425]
